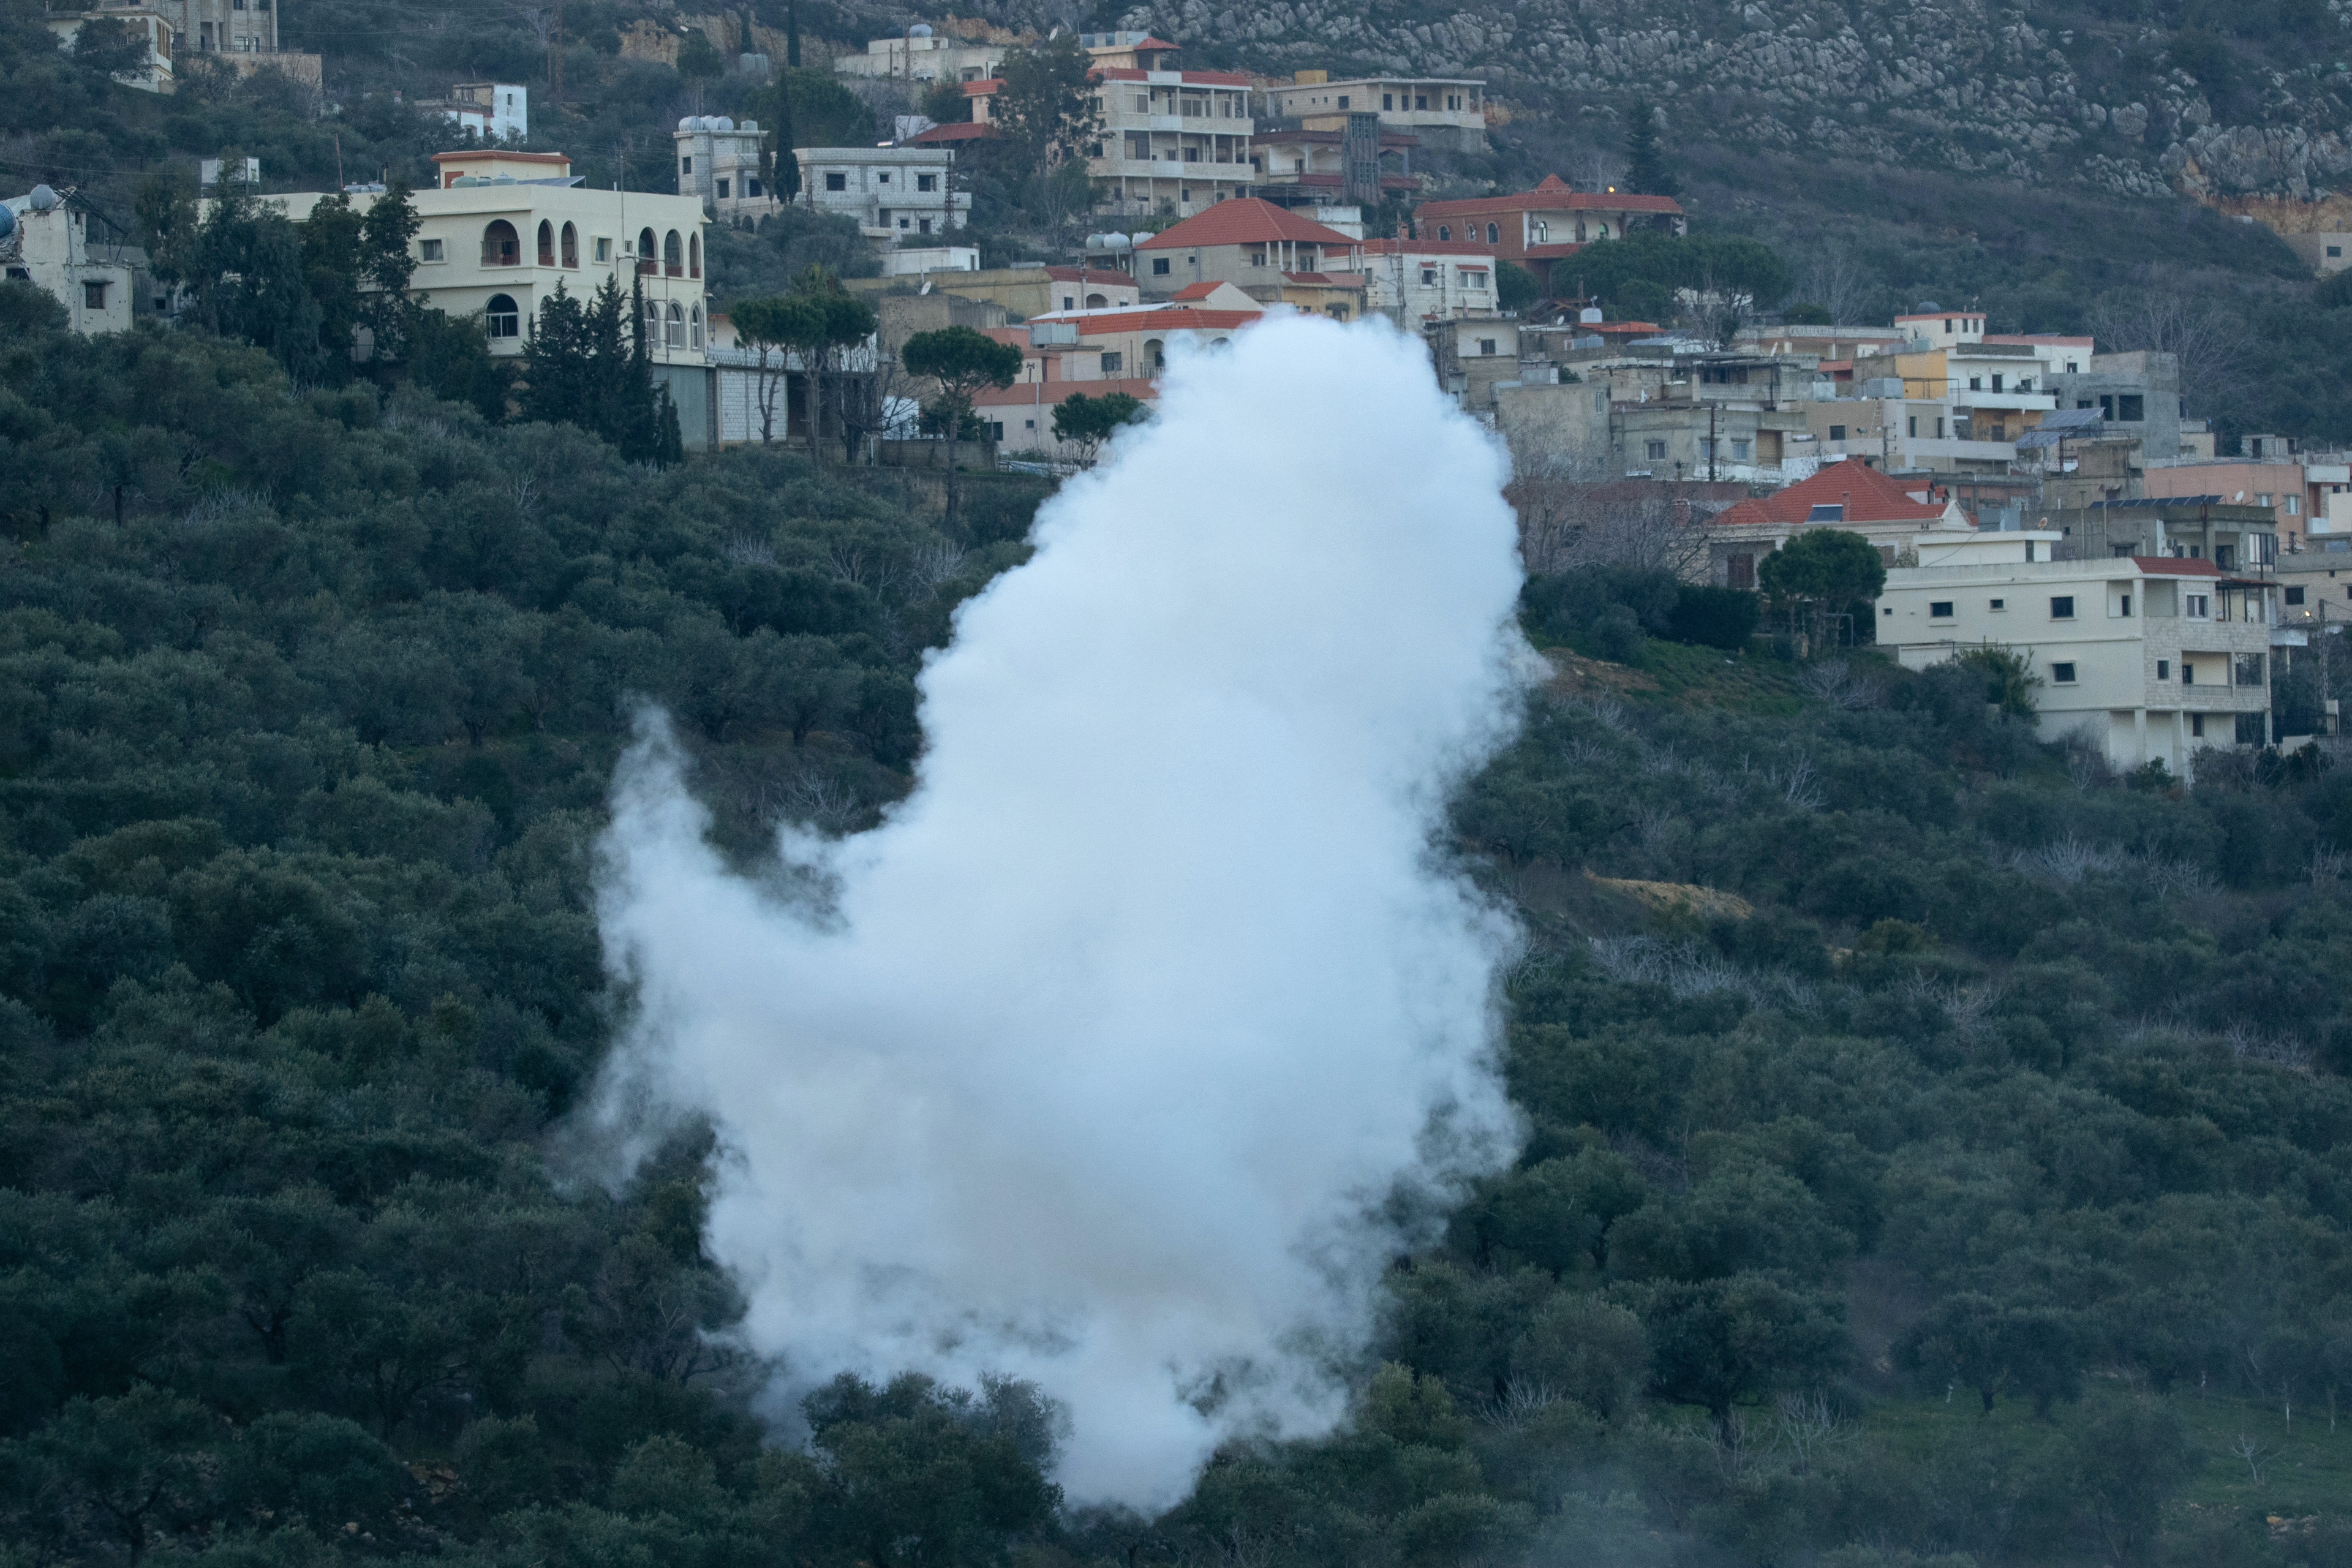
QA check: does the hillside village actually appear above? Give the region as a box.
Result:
[9,4,2352,781]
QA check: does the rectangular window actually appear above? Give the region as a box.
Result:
[2185,662,2197,685]
[680,156,693,173]
[2118,394,2144,421]
[1153,257,1170,274]
[878,173,891,184]
[2100,394,2116,419]
[2288,585,2307,604]
[594,238,611,262]
[2332,246,2345,258]
[420,238,445,261]
[1337,96,1349,108]
[825,172,847,191]
[1829,424,1846,441]
[715,179,729,198]
[1991,374,2003,392]
[918,218,932,235]
[1909,416,1918,437]
[1732,439,1752,460]
[2051,662,2078,684]
[2118,593,2132,616]
[83,281,107,309]
[1184,147,1199,162]
[1645,440,1667,461]
[2157,660,2170,680]
[2289,496,2301,514]
[2236,654,2266,687]
[2215,546,2234,571]
[1969,376,1981,391]
[1929,601,1955,618]
[2256,495,2272,509]
[989,421,1003,441]
[2192,714,2205,736]
[2051,595,2076,619]
[1101,352,1123,373]
[1382,94,1393,109]
[1936,418,1945,438]
[1478,338,1497,355]
[1989,598,2005,610]
[1421,268,1436,284]
[918,173,937,190]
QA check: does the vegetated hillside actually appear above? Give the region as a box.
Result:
[6,277,2352,1565]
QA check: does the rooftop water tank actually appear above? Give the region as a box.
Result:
[740,120,760,133]
[715,116,734,130]
[28,184,59,211]
[908,23,933,37]
[1579,306,1602,323]
[679,116,696,132]
[0,205,15,243]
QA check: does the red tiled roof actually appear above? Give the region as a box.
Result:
[2132,556,2223,576]
[1063,307,1264,334]
[975,377,1159,409]
[909,122,995,143]
[1094,67,1252,86]
[961,78,1002,95]
[1710,460,1951,530]
[1167,281,1224,300]
[1283,271,1365,287]
[1589,320,1661,335]
[1136,197,1359,250]
[1088,35,1180,51]
[1359,238,1495,256]
[1417,183,1685,218]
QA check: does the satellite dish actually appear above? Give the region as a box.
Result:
[920,280,933,294]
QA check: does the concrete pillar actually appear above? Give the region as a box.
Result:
[2133,707,2148,765]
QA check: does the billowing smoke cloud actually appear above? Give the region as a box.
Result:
[590,315,1531,1506]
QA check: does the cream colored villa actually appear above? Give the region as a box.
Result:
[1879,533,2287,771]
[258,151,710,368]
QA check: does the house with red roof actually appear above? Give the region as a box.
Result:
[1413,176,1684,278]
[974,377,1159,464]
[1134,199,1364,315]
[1707,458,1975,589]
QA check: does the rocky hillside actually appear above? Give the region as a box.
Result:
[921,0,2352,207]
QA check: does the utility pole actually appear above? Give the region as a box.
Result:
[551,1,564,104]
[1708,399,1718,482]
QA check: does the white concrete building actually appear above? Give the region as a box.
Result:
[1,186,139,334]
[1352,237,1496,324]
[1880,538,2286,769]
[832,25,1005,82]
[439,84,528,142]
[797,147,969,246]
[675,115,776,220]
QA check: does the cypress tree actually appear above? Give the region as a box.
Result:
[1624,97,1680,197]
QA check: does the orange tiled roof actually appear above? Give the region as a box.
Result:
[1711,460,1951,530]
[1136,198,1359,250]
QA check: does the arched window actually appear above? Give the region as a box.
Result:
[638,227,658,276]
[1145,337,1164,369]
[481,220,520,266]
[485,293,520,338]
[560,222,578,268]
[665,301,685,349]
[663,230,684,277]
[1486,222,1499,244]
[644,296,662,346]
[1437,225,1451,241]
[536,220,554,266]
[690,304,704,350]
[1085,292,1109,307]
[688,233,701,278]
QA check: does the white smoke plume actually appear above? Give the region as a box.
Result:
[590,315,1532,1506]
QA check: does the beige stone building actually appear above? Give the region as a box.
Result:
[2,186,141,334]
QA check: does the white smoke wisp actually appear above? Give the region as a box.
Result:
[590,314,1532,1507]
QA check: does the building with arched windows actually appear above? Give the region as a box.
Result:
[247,148,718,446]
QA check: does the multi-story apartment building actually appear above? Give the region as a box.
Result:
[1880,541,2283,769]
[437,83,528,142]
[796,147,969,244]
[45,4,176,89]
[1131,199,1360,298]
[1259,72,1488,151]
[255,149,717,442]
[52,0,318,88]
[1080,68,1255,219]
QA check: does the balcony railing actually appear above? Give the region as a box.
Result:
[481,242,520,266]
